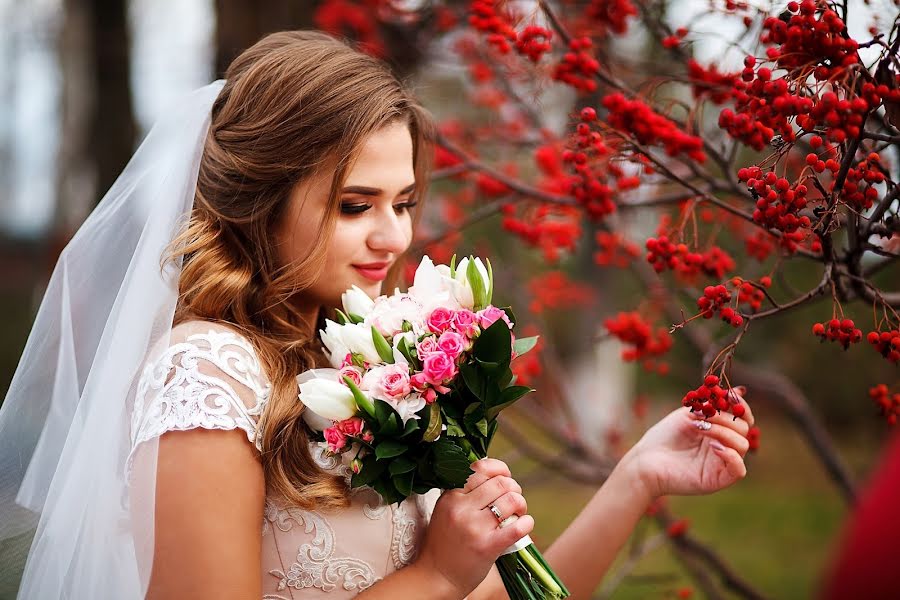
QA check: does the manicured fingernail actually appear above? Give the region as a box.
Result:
[736,385,748,395]
[709,440,726,452]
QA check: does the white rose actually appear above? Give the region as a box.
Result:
[298,376,358,421]
[368,293,425,338]
[341,285,375,318]
[381,394,428,425]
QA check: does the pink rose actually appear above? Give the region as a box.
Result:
[422,352,458,385]
[453,309,479,337]
[477,306,513,330]
[323,426,347,453]
[339,365,363,387]
[362,430,374,443]
[336,416,365,437]
[416,335,440,361]
[423,388,437,404]
[410,372,428,391]
[427,307,455,334]
[363,364,411,400]
[437,331,465,359]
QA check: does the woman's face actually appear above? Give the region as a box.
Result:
[276,121,417,309]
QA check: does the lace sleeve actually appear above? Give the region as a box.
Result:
[128,322,271,467]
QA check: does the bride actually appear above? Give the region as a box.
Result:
[0,30,753,599]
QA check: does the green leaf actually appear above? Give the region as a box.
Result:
[388,456,417,476]
[432,439,474,488]
[373,479,403,505]
[513,335,539,357]
[464,401,481,415]
[486,419,500,449]
[474,417,488,436]
[473,317,512,366]
[348,312,365,324]
[334,309,350,325]
[475,357,503,376]
[397,337,419,369]
[351,455,387,487]
[486,385,533,420]
[467,257,488,311]
[400,415,420,438]
[392,470,414,497]
[375,439,408,460]
[460,363,485,400]
[374,400,402,436]
[371,326,395,364]
[449,253,457,278]
[444,415,465,437]
[423,403,443,442]
[343,376,375,418]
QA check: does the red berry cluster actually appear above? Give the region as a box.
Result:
[737,166,813,237]
[469,0,518,54]
[687,59,739,105]
[645,236,735,280]
[718,62,803,151]
[582,0,637,36]
[812,318,863,349]
[836,152,885,211]
[526,270,595,314]
[552,37,600,93]
[601,92,707,162]
[662,27,688,49]
[562,108,617,220]
[500,202,581,263]
[604,311,673,374]
[515,25,552,63]
[762,2,859,84]
[866,328,900,363]
[735,276,770,312]
[747,425,760,451]
[697,285,743,327]
[314,0,386,57]
[682,374,746,418]
[744,229,775,262]
[869,384,900,426]
[594,231,640,267]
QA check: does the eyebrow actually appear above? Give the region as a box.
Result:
[341,183,416,197]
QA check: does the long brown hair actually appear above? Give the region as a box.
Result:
[167,30,434,510]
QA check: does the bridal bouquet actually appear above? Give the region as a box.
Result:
[297,255,569,600]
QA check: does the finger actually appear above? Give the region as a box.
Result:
[728,387,755,427]
[494,514,535,551]
[470,475,522,507]
[464,458,511,493]
[701,423,750,456]
[709,441,748,480]
[484,491,527,525]
[691,408,749,437]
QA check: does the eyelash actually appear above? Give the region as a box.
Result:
[340,201,418,215]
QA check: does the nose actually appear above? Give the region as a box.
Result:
[368,205,411,255]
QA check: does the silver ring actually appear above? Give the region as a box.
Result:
[694,420,712,431]
[488,504,503,522]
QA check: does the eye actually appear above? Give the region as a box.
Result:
[395,201,418,213]
[340,202,370,215]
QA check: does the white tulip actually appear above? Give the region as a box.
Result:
[298,377,358,421]
[409,255,466,312]
[340,322,384,365]
[454,256,490,308]
[341,285,375,318]
[320,320,351,369]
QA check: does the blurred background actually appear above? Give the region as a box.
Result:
[0,0,897,597]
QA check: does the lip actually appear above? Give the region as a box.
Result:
[353,262,390,282]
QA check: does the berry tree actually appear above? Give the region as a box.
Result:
[312,0,900,596]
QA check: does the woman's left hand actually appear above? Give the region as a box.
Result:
[619,388,753,500]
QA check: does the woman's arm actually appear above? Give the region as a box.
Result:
[147,428,266,599]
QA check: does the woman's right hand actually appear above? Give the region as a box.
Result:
[416,458,535,597]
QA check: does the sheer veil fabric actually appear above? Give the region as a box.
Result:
[0,80,225,598]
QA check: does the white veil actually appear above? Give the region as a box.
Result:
[0,79,225,598]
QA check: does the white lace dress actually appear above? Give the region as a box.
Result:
[129,321,443,598]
